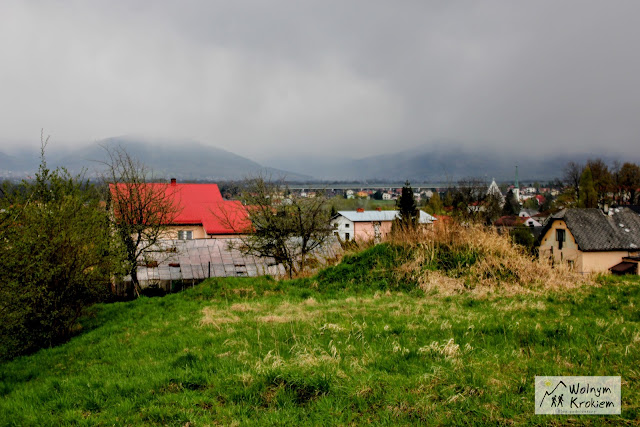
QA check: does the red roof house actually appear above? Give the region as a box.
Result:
[110,179,250,238]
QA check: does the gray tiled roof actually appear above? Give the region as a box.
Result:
[548,208,640,251]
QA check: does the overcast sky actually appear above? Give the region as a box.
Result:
[1,1,639,161]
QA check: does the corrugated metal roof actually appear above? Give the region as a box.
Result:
[337,210,436,223]
[128,237,342,282]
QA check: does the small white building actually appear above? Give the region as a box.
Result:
[521,217,542,227]
[487,179,505,206]
[519,209,539,218]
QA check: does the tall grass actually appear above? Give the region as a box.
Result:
[386,221,592,296]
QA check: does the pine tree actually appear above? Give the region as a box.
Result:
[501,189,520,216]
[396,180,418,228]
[329,205,338,218]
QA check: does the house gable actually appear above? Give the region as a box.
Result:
[539,208,640,274]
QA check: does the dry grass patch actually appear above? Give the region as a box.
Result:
[495,300,547,312]
[230,302,259,312]
[388,222,595,295]
[319,323,345,333]
[303,297,318,306]
[291,345,341,368]
[257,315,293,324]
[199,307,240,329]
[418,271,466,296]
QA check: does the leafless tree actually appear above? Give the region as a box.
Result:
[586,158,613,207]
[451,177,487,220]
[218,176,333,278]
[616,162,640,205]
[101,146,181,295]
[563,161,582,203]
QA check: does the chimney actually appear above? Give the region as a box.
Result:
[170,178,177,186]
[356,208,365,213]
[376,207,382,211]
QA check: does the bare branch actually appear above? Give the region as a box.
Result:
[215,175,333,278]
[101,145,180,295]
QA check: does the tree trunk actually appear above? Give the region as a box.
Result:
[131,267,141,297]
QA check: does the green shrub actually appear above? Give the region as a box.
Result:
[0,151,123,360]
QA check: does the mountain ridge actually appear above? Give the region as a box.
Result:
[0,136,312,181]
[2,137,637,182]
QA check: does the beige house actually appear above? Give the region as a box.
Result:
[539,208,640,274]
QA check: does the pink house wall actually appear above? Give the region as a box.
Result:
[353,221,393,241]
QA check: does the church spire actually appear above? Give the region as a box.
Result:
[514,165,520,202]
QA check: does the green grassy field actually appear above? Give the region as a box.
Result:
[1,243,639,425]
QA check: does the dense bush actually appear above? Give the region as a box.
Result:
[0,152,123,360]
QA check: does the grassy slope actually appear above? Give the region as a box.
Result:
[0,247,639,426]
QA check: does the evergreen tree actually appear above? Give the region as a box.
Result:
[396,180,418,228]
[501,189,520,216]
[578,166,598,208]
[539,192,554,212]
[483,194,503,224]
[443,191,453,208]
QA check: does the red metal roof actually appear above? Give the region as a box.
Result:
[109,182,250,235]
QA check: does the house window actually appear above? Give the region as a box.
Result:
[556,229,565,250]
[345,232,350,241]
[344,223,350,228]
[178,230,193,240]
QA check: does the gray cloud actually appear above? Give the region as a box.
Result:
[1,0,639,161]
